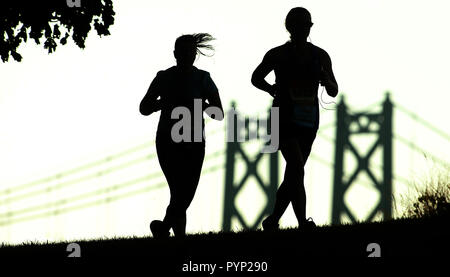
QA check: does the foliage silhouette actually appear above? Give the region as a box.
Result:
[402,167,450,219]
[0,0,115,62]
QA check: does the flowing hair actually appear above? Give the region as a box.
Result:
[175,33,215,57]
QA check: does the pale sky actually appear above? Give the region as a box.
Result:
[0,0,449,244]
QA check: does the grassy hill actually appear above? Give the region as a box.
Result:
[0,216,447,273]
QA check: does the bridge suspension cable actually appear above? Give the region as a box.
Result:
[0,140,156,196]
[393,102,450,142]
[0,161,225,227]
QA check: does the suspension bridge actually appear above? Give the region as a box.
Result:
[0,92,449,244]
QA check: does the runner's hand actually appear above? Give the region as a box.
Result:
[269,84,278,98]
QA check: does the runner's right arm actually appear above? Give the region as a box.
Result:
[140,71,163,116]
[251,51,277,97]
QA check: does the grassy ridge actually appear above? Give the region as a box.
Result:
[0,216,448,272]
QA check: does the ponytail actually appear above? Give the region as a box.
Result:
[192,33,215,56]
[175,33,215,57]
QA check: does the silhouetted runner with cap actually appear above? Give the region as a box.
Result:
[252,7,338,230]
[140,33,223,237]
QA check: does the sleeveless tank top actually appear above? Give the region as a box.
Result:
[272,42,321,130]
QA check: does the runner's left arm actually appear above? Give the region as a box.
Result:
[203,72,224,121]
[320,50,338,97]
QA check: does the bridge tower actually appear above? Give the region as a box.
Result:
[222,102,279,231]
[332,93,393,223]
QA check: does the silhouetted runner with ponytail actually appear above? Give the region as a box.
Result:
[252,7,338,230]
[140,33,223,237]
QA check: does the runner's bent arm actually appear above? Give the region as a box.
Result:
[203,72,224,121]
[251,51,277,97]
[319,50,338,97]
[140,72,163,116]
